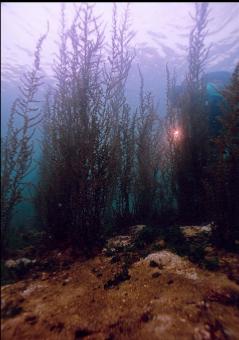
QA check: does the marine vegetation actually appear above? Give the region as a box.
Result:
[1,3,238,255]
[1,27,48,255]
[1,3,239,340]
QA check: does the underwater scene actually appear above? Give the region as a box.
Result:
[1,2,239,339]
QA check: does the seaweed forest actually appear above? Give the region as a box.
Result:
[1,3,239,339]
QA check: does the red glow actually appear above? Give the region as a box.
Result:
[173,129,181,141]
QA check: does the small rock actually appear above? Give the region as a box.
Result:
[104,267,130,289]
[194,325,211,340]
[5,259,17,269]
[167,279,174,285]
[152,272,161,278]
[25,314,38,325]
[41,272,48,281]
[140,311,153,323]
[62,278,70,286]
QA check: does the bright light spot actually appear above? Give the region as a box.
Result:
[173,129,180,138]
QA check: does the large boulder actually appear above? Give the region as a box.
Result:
[144,251,199,281]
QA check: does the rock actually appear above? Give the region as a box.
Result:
[152,272,161,278]
[4,259,16,269]
[16,258,34,266]
[21,284,43,297]
[140,310,153,322]
[4,258,37,279]
[106,235,132,251]
[193,325,211,340]
[104,267,130,289]
[41,272,48,281]
[146,251,181,268]
[25,314,38,325]
[181,224,212,238]
[5,257,35,269]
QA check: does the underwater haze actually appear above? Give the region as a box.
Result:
[2,2,239,116]
[1,2,239,250]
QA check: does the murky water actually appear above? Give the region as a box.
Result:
[1,2,239,242]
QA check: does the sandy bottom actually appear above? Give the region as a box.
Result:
[1,237,239,340]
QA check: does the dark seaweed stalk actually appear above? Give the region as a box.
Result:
[173,3,211,223]
[134,66,161,220]
[1,28,48,255]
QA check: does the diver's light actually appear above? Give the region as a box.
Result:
[173,129,180,138]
